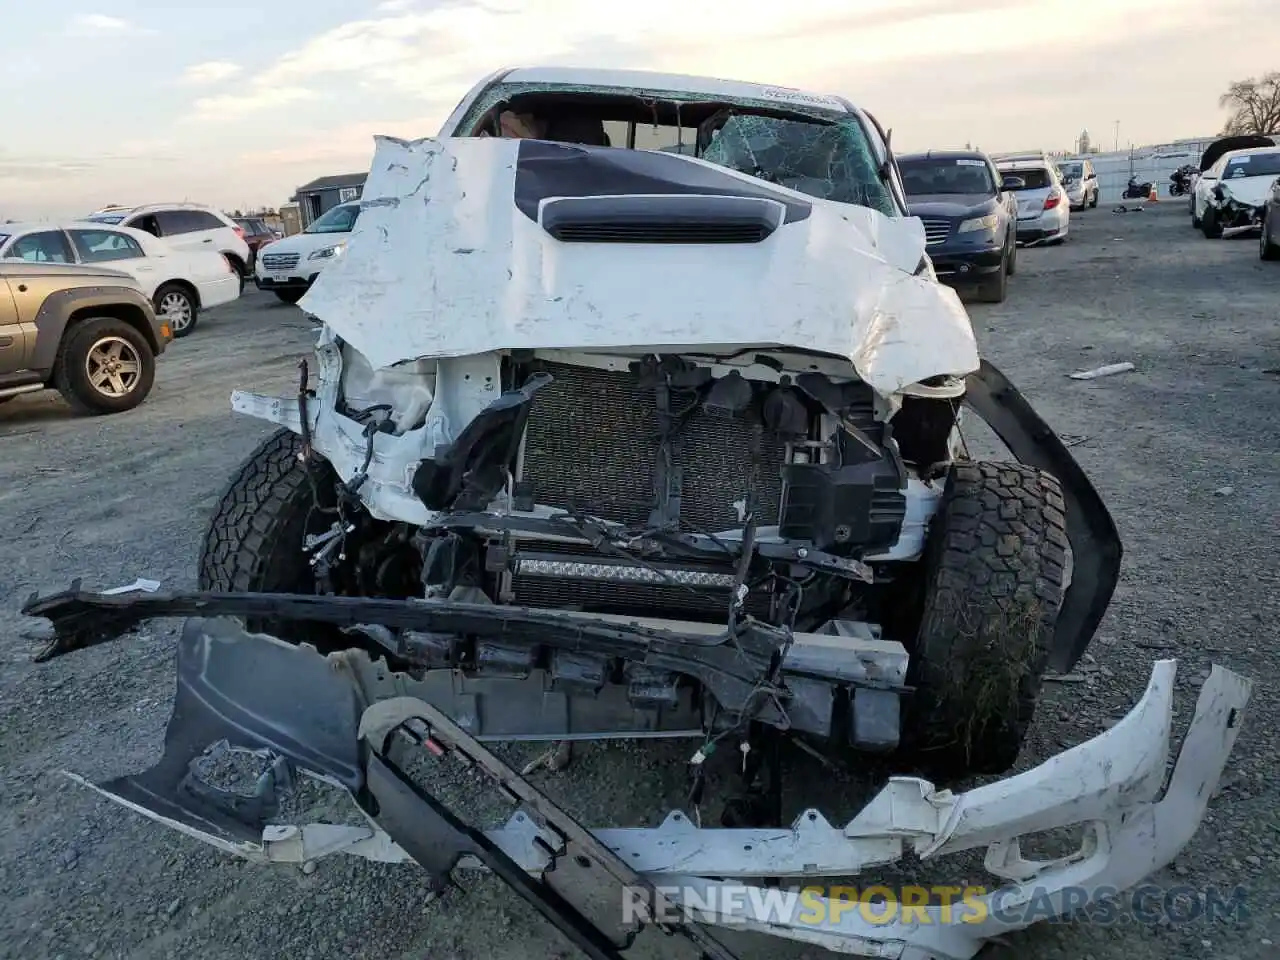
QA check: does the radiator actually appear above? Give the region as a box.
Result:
[512,358,793,618]
[517,359,787,532]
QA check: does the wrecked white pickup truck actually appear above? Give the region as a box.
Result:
[24,67,1252,960]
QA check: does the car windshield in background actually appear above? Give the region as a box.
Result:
[897,158,996,196]
[1223,153,1280,179]
[1001,168,1053,190]
[1059,163,1083,179]
[304,204,360,234]
[86,213,126,224]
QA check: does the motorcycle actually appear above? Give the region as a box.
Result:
[1123,175,1154,199]
[1168,164,1197,196]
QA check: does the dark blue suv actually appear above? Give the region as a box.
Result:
[897,150,1018,303]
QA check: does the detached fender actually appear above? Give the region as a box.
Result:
[963,359,1122,673]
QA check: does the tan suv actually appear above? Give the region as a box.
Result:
[0,260,171,415]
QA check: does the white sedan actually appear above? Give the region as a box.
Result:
[0,222,240,337]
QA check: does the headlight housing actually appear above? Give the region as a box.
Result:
[308,243,345,261]
[957,214,1000,234]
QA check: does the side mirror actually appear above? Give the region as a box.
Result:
[1000,175,1025,190]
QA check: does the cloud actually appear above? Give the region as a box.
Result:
[181,61,243,86]
[187,0,1206,127]
[67,13,153,36]
[191,86,319,122]
[236,113,446,169]
[0,150,180,185]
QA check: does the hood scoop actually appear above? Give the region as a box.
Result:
[540,194,784,244]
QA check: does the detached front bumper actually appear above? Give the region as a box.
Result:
[1215,199,1266,233]
[21,591,1251,960]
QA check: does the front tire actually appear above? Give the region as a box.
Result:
[155,283,199,338]
[199,428,344,638]
[54,317,156,415]
[199,428,326,594]
[1202,206,1223,238]
[900,462,1068,780]
[274,289,306,305]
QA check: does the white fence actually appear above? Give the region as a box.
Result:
[1083,138,1218,202]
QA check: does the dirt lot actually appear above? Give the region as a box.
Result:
[1,202,1278,960]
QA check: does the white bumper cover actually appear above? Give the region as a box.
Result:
[76,658,1251,959]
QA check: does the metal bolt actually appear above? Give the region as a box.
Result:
[796,548,808,559]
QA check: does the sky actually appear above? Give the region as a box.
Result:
[2,0,1278,220]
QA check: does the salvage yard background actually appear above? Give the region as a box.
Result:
[1,202,1278,960]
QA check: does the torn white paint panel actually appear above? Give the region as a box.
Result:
[300,136,980,399]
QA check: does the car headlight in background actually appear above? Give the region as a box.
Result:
[957,214,1000,234]
[308,243,346,261]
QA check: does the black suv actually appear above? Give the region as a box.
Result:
[897,150,1017,303]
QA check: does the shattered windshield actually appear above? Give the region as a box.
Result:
[460,82,898,217]
[700,114,892,211]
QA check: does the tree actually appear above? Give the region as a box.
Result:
[1219,72,1280,136]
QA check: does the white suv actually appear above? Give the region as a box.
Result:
[83,203,252,286]
[252,201,360,305]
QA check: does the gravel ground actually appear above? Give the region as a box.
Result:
[1,203,1278,960]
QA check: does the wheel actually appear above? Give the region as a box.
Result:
[898,462,1067,780]
[1089,189,1098,208]
[1262,217,1280,261]
[200,428,327,594]
[154,282,199,337]
[274,289,306,305]
[53,317,156,415]
[1006,239,1017,276]
[974,256,1008,303]
[1201,206,1223,238]
[199,428,341,637]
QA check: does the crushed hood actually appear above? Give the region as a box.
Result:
[1218,175,1277,208]
[300,136,980,398]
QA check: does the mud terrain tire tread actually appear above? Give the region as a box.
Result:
[903,461,1067,779]
[198,427,323,594]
